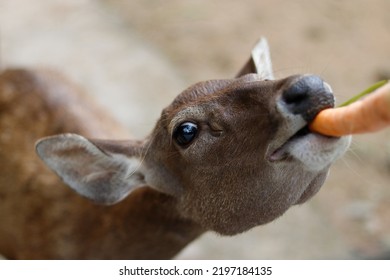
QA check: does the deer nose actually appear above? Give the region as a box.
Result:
[282,75,334,122]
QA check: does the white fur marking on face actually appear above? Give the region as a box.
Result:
[276,99,307,134]
[289,135,351,171]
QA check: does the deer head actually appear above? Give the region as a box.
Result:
[36,39,350,236]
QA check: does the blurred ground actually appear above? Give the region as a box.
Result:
[1,0,389,259]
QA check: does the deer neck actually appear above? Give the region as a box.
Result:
[77,187,204,259]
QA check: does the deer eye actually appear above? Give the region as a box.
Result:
[173,122,198,146]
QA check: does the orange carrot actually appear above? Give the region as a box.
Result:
[309,81,390,137]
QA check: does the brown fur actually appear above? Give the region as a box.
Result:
[0,61,349,259]
[0,69,201,259]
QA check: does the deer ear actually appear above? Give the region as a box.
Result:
[35,134,146,205]
[236,37,274,80]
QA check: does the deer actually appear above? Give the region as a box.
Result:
[0,39,350,259]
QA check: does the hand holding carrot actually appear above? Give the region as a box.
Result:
[309,81,390,137]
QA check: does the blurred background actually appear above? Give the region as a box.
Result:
[0,0,389,259]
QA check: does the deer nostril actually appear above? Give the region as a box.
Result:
[283,75,324,104]
[283,83,309,104]
[282,75,334,122]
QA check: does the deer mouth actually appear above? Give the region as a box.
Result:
[269,125,311,161]
[268,124,347,171]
